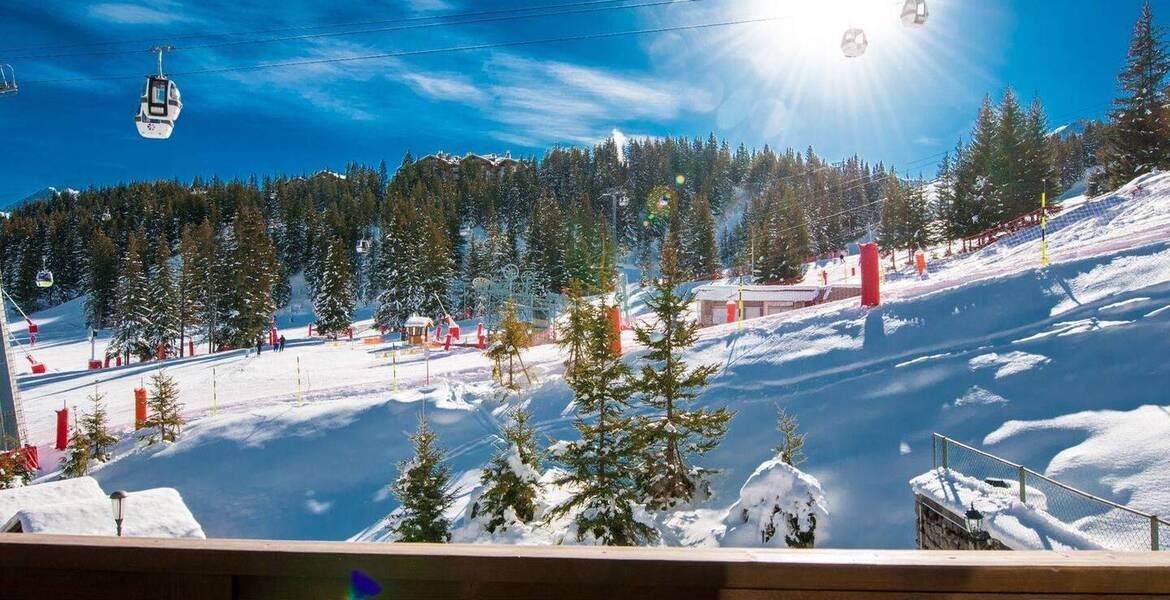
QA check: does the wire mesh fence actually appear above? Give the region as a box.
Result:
[932,433,1167,551]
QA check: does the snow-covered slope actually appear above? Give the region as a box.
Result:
[10,173,1170,548]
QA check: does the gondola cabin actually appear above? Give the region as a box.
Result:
[403,315,433,346]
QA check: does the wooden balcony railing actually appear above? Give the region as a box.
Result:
[2,533,1169,599]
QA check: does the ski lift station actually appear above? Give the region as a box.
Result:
[694,284,862,327]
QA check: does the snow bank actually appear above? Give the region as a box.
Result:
[5,487,204,538]
[720,458,828,548]
[0,476,104,524]
[985,404,1170,545]
[910,468,1105,551]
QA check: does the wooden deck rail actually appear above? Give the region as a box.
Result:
[2,534,1170,599]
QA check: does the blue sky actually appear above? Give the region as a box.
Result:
[0,0,1159,201]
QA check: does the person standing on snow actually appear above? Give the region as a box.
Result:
[256,337,264,355]
[278,335,287,352]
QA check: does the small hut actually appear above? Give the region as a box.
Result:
[403,315,434,346]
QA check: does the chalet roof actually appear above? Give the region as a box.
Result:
[2,487,205,539]
[692,284,858,303]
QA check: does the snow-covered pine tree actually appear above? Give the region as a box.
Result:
[109,231,151,361]
[222,204,279,348]
[630,249,732,510]
[143,370,184,444]
[966,96,1001,230]
[1105,1,1170,187]
[417,212,455,319]
[683,192,719,279]
[471,407,543,533]
[373,205,410,331]
[59,428,91,478]
[753,186,808,283]
[550,298,656,546]
[177,224,207,357]
[391,416,454,543]
[145,233,181,358]
[85,229,119,329]
[312,236,355,338]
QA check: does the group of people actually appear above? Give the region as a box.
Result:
[255,334,287,354]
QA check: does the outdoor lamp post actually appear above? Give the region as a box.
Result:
[965,503,990,548]
[110,490,128,537]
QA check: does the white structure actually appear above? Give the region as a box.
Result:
[0,477,204,538]
[693,284,862,327]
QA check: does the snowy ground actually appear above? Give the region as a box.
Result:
[9,173,1170,548]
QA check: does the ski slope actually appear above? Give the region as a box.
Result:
[8,173,1170,548]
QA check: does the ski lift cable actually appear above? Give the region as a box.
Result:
[2,0,704,61]
[22,14,794,85]
[0,0,649,54]
[1,288,34,324]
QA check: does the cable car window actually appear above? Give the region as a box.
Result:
[148,79,169,116]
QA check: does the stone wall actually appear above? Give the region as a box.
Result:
[915,494,1011,550]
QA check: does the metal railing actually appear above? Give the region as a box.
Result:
[932,433,1168,552]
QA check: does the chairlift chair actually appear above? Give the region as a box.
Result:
[0,64,17,96]
[900,0,928,27]
[841,28,869,58]
[356,239,371,254]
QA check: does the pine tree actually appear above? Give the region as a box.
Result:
[774,407,806,467]
[312,236,355,337]
[143,370,184,444]
[85,230,118,329]
[471,407,543,533]
[753,186,808,283]
[373,206,410,331]
[631,260,732,510]
[177,224,207,357]
[993,87,1028,220]
[1105,1,1170,186]
[59,428,91,478]
[550,299,656,546]
[487,302,532,391]
[391,416,454,543]
[110,231,151,361]
[967,96,1001,229]
[81,390,117,462]
[221,204,279,348]
[683,193,719,279]
[145,234,180,358]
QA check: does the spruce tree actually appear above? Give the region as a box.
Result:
[60,428,91,478]
[85,230,118,329]
[683,193,719,279]
[110,231,151,361]
[550,299,656,546]
[487,302,532,391]
[1105,1,1170,185]
[774,407,806,467]
[81,390,117,462]
[222,204,279,348]
[630,253,731,510]
[143,370,184,444]
[312,236,355,338]
[471,407,543,533]
[145,234,180,358]
[177,224,207,357]
[391,416,454,542]
[373,206,410,331]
